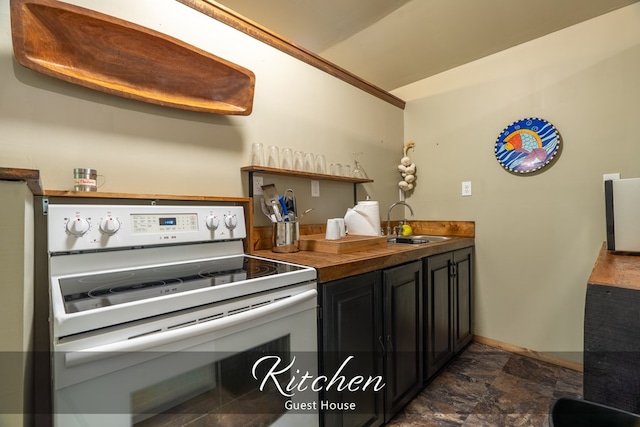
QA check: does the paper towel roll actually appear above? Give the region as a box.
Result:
[344,200,380,236]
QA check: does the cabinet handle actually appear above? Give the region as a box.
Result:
[450,263,457,278]
[386,335,394,360]
[378,336,386,358]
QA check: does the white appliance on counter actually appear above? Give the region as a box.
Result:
[46,202,318,427]
[605,178,640,253]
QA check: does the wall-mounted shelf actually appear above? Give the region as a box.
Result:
[241,166,373,183]
[241,166,373,202]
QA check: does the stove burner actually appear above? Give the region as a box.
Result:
[109,278,183,294]
[79,272,135,285]
[154,264,202,274]
[198,267,245,278]
[197,258,276,279]
[244,262,278,278]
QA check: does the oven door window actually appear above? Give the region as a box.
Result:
[133,335,290,425]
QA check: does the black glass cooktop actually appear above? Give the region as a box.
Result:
[58,256,305,314]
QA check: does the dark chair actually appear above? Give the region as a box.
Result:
[550,397,640,427]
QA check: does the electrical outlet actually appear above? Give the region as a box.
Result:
[462,181,472,197]
[253,175,264,195]
[311,180,320,197]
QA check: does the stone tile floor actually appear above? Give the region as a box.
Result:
[387,343,583,427]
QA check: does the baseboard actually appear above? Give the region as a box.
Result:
[473,335,584,372]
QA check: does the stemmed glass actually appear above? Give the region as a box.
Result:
[351,152,368,179]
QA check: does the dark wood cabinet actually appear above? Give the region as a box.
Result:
[320,247,473,426]
[423,252,453,380]
[453,248,473,353]
[582,245,640,414]
[423,247,473,381]
[382,262,423,422]
[321,271,385,427]
[320,261,422,426]
[584,283,640,413]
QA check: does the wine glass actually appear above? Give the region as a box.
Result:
[351,152,368,179]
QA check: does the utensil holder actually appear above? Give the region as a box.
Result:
[272,221,299,253]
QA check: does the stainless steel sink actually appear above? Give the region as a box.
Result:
[387,235,451,244]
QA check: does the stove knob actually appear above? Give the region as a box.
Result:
[224,214,238,230]
[66,217,90,236]
[99,217,121,235]
[206,215,220,230]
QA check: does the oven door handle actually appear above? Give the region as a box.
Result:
[65,289,317,368]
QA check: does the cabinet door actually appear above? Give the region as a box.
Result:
[382,261,423,422]
[321,271,384,427]
[423,253,454,381]
[584,283,640,413]
[453,248,473,352]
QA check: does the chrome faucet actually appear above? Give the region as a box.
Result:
[386,201,414,236]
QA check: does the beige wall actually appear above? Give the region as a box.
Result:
[0,181,34,426]
[393,4,640,361]
[0,0,404,223]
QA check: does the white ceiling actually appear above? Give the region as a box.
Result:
[217,0,639,91]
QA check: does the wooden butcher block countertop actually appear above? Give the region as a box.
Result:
[255,235,475,284]
[588,242,640,291]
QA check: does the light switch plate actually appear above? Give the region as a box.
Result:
[311,180,320,197]
[462,181,472,197]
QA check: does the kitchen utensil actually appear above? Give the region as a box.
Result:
[261,183,283,221]
[299,208,314,218]
[284,189,297,219]
[278,196,289,219]
[284,197,295,216]
[260,197,276,222]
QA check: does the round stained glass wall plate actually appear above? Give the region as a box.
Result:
[495,117,560,173]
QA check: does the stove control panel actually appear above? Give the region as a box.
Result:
[48,204,246,253]
[131,212,199,234]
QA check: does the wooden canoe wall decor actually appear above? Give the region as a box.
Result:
[10,0,256,115]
